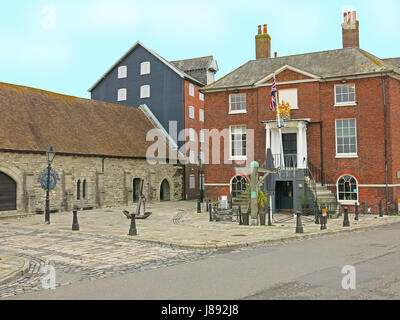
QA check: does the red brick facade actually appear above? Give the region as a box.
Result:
[203,68,400,212]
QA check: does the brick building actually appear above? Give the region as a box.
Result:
[201,12,400,214]
[0,82,183,213]
[89,42,218,199]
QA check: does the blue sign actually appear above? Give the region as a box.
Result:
[38,168,59,191]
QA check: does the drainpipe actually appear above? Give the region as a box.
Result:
[320,122,324,186]
[382,75,389,214]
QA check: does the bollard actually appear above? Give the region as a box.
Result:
[321,206,327,230]
[197,194,201,214]
[128,213,137,236]
[268,205,272,226]
[209,203,213,222]
[72,209,80,231]
[315,206,320,225]
[379,200,383,217]
[296,211,304,234]
[355,203,359,221]
[238,206,243,225]
[343,207,350,227]
[206,201,209,212]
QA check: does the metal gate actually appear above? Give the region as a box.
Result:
[0,172,17,211]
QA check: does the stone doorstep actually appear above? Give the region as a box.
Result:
[0,212,36,220]
[0,257,30,286]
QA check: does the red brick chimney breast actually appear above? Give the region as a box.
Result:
[342,10,359,48]
[255,24,271,59]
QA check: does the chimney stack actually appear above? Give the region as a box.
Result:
[342,10,359,48]
[255,24,271,59]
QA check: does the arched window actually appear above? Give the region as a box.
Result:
[77,180,81,200]
[231,176,248,198]
[338,175,358,202]
[82,180,87,199]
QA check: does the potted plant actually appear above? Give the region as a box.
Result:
[258,190,269,226]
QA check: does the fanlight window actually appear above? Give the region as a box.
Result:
[231,176,248,198]
[338,175,358,201]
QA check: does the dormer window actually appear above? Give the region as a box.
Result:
[140,62,150,75]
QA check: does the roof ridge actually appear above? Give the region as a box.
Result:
[171,56,213,63]
[202,61,252,90]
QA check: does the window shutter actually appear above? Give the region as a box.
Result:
[118,88,127,101]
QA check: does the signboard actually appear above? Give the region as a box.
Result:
[322,208,327,217]
[38,168,59,191]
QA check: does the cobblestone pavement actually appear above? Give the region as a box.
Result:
[0,225,215,298]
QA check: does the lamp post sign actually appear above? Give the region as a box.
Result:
[38,168,59,191]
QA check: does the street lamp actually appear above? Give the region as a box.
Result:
[45,146,56,224]
[198,154,204,203]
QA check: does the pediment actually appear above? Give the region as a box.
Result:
[255,65,320,85]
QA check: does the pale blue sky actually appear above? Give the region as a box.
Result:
[1,0,399,98]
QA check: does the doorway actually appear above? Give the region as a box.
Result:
[160,179,170,201]
[0,172,17,211]
[133,178,142,203]
[276,181,294,211]
[282,133,297,168]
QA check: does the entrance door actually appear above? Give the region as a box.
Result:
[276,181,294,211]
[160,179,170,201]
[282,133,297,168]
[133,178,142,203]
[0,172,17,211]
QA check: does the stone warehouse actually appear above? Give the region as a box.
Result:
[0,82,183,213]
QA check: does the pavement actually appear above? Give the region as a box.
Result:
[0,200,399,298]
[0,255,30,286]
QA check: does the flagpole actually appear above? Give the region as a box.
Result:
[274,74,285,170]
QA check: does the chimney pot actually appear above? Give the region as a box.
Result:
[348,11,351,22]
[344,12,347,23]
[274,52,277,58]
[352,11,356,22]
[263,24,267,34]
[258,25,262,35]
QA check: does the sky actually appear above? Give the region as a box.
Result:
[0,0,399,99]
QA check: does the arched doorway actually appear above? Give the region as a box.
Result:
[160,179,170,201]
[0,172,17,211]
[231,176,248,198]
[133,178,142,203]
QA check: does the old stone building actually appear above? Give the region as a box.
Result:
[0,82,183,213]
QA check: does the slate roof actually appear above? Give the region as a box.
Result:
[384,57,400,68]
[203,47,400,91]
[0,82,165,158]
[171,56,218,72]
[88,41,203,92]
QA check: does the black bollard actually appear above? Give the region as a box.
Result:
[268,205,272,226]
[379,200,383,217]
[343,207,350,227]
[296,211,304,234]
[197,194,201,214]
[206,201,209,212]
[72,209,80,231]
[321,206,327,230]
[355,203,359,221]
[128,213,137,236]
[209,203,213,222]
[239,206,243,225]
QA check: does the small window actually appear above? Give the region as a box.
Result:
[189,128,196,142]
[229,93,246,113]
[338,175,358,202]
[140,62,150,75]
[118,66,127,79]
[140,85,150,98]
[189,174,195,189]
[199,109,204,122]
[189,84,195,97]
[77,180,81,200]
[336,119,357,156]
[118,88,127,101]
[189,106,195,119]
[199,130,205,143]
[279,88,298,109]
[335,84,356,105]
[82,180,87,199]
[199,92,204,101]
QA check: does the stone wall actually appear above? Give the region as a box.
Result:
[0,151,183,213]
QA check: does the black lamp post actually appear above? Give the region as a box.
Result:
[198,155,204,203]
[45,146,56,224]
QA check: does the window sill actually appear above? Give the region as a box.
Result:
[228,110,247,115]
[338,201,360,206]
[336,154,358,159]
[229,156,247,161]
[334,102,357,107]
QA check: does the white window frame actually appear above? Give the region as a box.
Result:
[337,175,359,205]
[199,109,204,122]
[229,125,247,160]
[117,88,127,101]
[189,174,195,189]
[189,128,196,142]
[140,85,150,99]
[189,106,195,119]
[189,84,195,97]
[199,92,204,101]
[334,84,356,106]
[118,66,127,79]
[229,93,247,114]
[140,61,150,75]
[335,119,358,158]
[199,130,205,143]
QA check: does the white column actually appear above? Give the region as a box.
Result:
[297,122,307,169]
[266,125,271,151]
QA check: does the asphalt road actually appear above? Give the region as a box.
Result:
[8,223,400,300]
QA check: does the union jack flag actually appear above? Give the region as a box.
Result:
[270,77,277,111]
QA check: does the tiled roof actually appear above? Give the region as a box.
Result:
[203,47,400,91]
[0,82,163,158]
